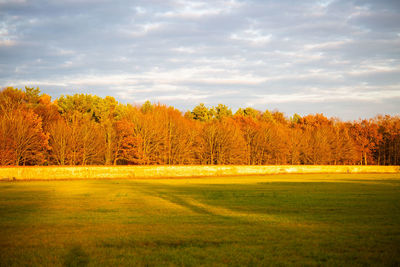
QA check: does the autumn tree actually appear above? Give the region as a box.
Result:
[33,94,61,132]
[374,115,400,165]
[1,86,399,167]
[158,106,198,164]
[213,104,232,120]
[331,122,357,165]
[48,119,71,165]
[0,110,49,165]
[0,87,49,165]
[190,103,215,122]
[297,114,335,164]
[56,94,123,165]
[114,119,143,164]
[200,118,246,165]
[236,107,260,119]
[252,121,289,165]
[350,120,382,165]
[234,115,260,164]
[0,87,27,116]
[95,96,122,165]
[0,114,16,165]
[287,125,303,165]
[70,113,105,165]
[118,104,164,165]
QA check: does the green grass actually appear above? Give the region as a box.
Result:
[1,174,400,266]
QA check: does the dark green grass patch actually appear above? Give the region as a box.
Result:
[0,174,399,266]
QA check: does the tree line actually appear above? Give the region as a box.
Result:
[1,87,399,166]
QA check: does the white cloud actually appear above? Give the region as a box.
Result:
[122,22,164,37]
[157,0,242,19]
[304,39,352,51]
[172,46,197,54]
[231,28,272,46]
[135,6,146,15]
[249,88,400,105]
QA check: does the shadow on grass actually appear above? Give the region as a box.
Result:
[63,245,89,267]
[0,188,53,224]
[100,239,234,249]
[136,184,216,216]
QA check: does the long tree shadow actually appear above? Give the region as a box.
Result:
[133,183,278,224]
[130,182,325,226]
[136,184,215,216]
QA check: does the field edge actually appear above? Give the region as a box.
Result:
[1,165,399,181]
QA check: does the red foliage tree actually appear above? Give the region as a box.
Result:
[114,119,143,165]
[1,87,399,166]
[350,120,382,165]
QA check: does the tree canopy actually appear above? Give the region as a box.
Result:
[1,87,399,166]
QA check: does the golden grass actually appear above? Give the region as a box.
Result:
[133,173,400,185]
[1,165,399,180]
[1,174,399,266]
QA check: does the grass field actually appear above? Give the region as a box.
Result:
[1,174,400,266]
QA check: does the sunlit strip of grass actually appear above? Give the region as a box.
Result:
[0,174,399,266]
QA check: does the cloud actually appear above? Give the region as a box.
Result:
[0,39,16,46]
[250,88,400,105]
[230,28,272,46]
[0,0,399,120]
[156,0,242,19]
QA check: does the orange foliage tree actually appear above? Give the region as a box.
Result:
[0,87,49,165]
[350,120,382,165]
[1,86,399,166]
[114,119,143,165]
[200,118,246,165]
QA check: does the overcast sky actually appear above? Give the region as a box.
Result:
[1,0,399,120]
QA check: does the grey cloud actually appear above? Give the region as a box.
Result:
[1,0,399,120]
[350,12,400,32]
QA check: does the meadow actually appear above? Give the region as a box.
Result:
[1,174,400,266]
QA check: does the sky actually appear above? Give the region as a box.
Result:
[1,0,399,120]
